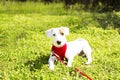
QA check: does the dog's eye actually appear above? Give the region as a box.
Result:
[53,34,56,36]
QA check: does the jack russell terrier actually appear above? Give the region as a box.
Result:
[46,27,92,70]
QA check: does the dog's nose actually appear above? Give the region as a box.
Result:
[57,41,61,45]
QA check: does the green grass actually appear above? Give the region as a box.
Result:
[0,2,120,80]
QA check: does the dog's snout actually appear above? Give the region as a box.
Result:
[57,41,61,45]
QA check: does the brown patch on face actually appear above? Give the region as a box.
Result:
[59,29,64,36]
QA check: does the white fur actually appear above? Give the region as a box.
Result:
[46,27,92,70]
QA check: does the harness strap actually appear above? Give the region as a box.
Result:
[53,53,93,80]
[52,44,67,60]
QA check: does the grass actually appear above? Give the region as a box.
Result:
[0,1,120,80]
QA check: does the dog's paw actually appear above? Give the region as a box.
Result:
[85,62,91,65]
[67,64,72,67]
[49,66,54,70]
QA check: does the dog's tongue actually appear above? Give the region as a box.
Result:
[52,44,67,60]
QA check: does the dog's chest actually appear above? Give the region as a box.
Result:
[52,44,67,60]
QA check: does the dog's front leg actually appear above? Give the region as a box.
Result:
[67,57,73,67]
[48,54,55,70]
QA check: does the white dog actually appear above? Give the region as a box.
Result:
[46,27,92,70]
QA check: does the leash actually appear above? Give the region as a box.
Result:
[53,53,93,80]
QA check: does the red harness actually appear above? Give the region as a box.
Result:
[52,44,67,60]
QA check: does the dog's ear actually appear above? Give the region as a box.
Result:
[46,28,53,38]
[60,27,69,35]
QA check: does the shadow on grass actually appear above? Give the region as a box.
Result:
[25,54,49,72]
[93,12,120,34]
[94,13,120,29]
[70,12,120,34]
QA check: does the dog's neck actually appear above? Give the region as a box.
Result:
[52,44,67,60]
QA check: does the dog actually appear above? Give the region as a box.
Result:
[46,27,92,70]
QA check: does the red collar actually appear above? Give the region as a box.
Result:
[52,44,67,60]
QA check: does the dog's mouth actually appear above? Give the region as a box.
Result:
[53,41,65,47]
[53,39,67,47]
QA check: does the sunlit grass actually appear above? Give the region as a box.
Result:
[0,2,120,80]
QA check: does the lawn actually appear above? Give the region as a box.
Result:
[0,2,120,80]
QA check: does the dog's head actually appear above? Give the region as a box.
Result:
[46,27,69,47]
